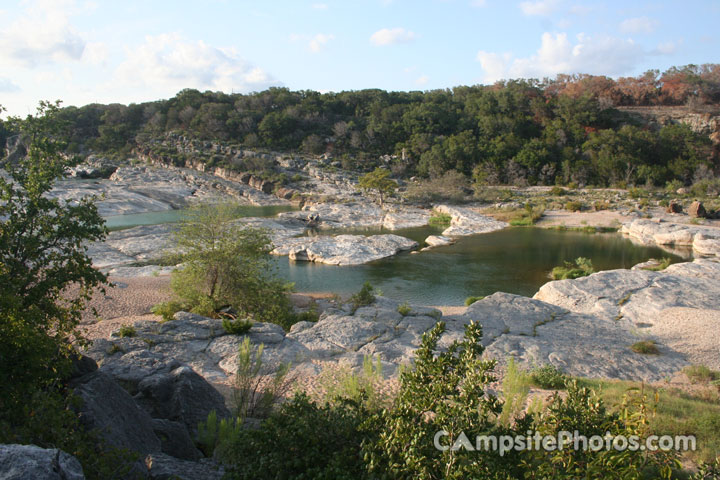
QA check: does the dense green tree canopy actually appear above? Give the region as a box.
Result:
[16,64,717,187]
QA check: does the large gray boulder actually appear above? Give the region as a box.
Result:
[135,365,231,437]
[272,234,418,265]
[433,204,508,236]
[151,419,203,461]
[70,370,162,456]
[145,453,223,480]
[0,444,85,480]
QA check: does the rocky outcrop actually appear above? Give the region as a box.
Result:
[433,204,508,236]
[424,235,455,248]
[0,444,85,480]
[70,368,162,456]
[622,218,720,257]
[272,234,418,265]
[151,419,203,461]
[145,453,224,480]
[688,201,707,218]
[135,365,232,437]
[87,257,720,384]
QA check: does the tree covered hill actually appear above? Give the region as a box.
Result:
[3,64,719,187]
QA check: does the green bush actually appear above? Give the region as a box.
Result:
[222,393,371,479]
[630,340,660,354]
[162,202,298,330]
[564,200,584,212]
[397,302,411,316]
[349,281,375,312]
[428,210,452,228]
[116,325,136,338]
[150,300,184,322]
[464,295,484,306]
[221,318,253,335]
[529,363,568,389]
[197,409,242,458]
[551,257,595,280]
[550,186,567,196]
[642,257,673,271]
[683,365,719,384]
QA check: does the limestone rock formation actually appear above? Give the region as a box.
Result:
[272,234,418,265]
[433,204,508,236]
[0,444,85,480]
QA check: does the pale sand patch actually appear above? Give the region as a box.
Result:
[432,305,468,316]
[649,308,720,370]
[534,209,626,228]
[82,276,173,324]
[80,314,161,341]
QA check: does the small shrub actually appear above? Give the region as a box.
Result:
[397,302,411,316]
[117,325,136,338]
[551,257,595,280]
[564,200,583,212]
[628,187,648,199]
[222,318,253,335]
[593,200,610,211]
[529,363,568,389]
[684,365,720,384]
[151,300,184,322]
[232,337,293,421]
[642,257,672,271]
[630,340,660,355]
[464,295,484,306]
[196,409,242,458]
[319,355,390,409]
[549,186,567,196]
[499,357,530,426]
[428,210,452,228]
[291,304,320,323]
[350,281,375,312]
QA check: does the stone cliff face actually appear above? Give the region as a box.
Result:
[616,106,720,145]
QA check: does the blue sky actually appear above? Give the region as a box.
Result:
[1,0,718,116]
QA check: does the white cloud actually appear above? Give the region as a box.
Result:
[0,77,20,93]
[470,0,487,7]
[619,17,659,34]
[113,34,278,94]
[82,42,108,65]
[477,32,651,83]
[416,74,429,86]
[0,0,86,67]
[370,27,417,46]
[519,0,560,16]
[290,33,335,52]
[309,33,335,52]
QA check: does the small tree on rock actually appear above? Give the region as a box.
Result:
[357,167,397,207]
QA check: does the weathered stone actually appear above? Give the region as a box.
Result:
[693,233,720,257]
[151,419,203,461]
[145,453,224,480]
[0,444,85,480]
[688,201,707,218]
[70,370,162,455]
[273,234,417,265]
[433,204,508,236]
[665,201,682,214]
[424,235,455,248]
[135,365,231,437]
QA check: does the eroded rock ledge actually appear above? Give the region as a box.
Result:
[622,218,720,257]
[87,258,720,389]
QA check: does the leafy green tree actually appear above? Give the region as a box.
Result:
[357,167,397,206]
[0,101,107,409]
[0,102,139,478]
[364,321,522,479]
[160,202,296,328]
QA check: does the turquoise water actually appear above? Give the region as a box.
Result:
[275,227,689,306]
[104,205,297,230]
